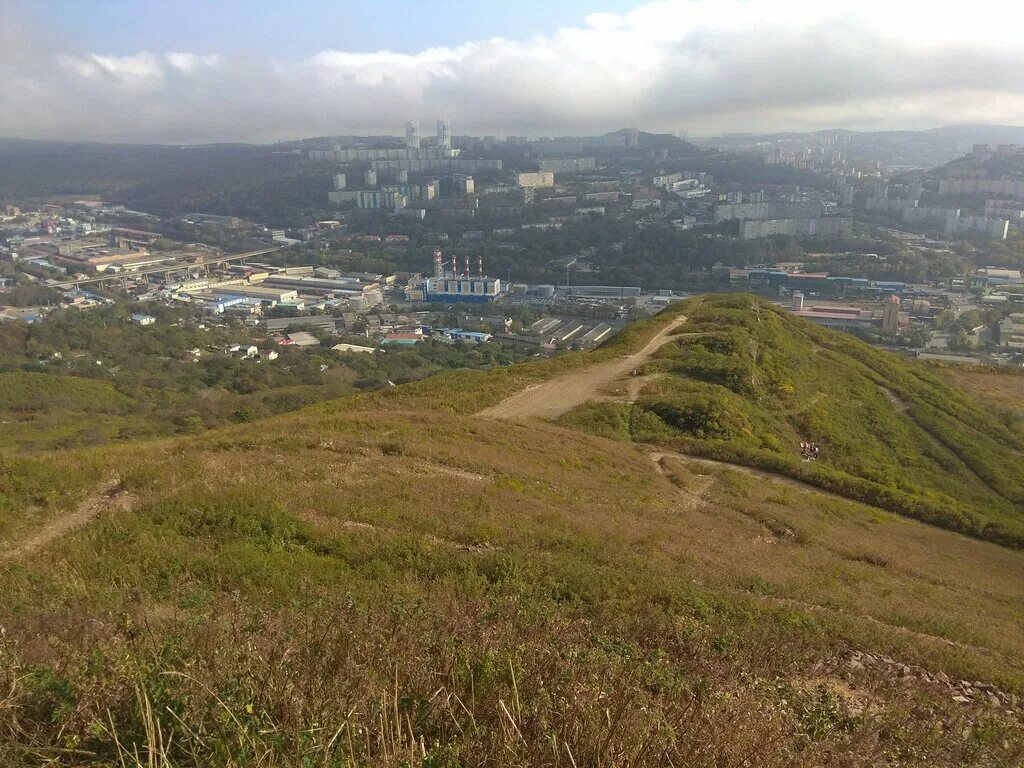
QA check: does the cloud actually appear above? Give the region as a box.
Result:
[2,0,1024,143]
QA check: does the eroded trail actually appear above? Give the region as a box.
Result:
[649,451,857,506]
[479,314,689,421]
[1,479,134,561]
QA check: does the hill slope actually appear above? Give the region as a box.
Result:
[557,295,1024,547]
[1,299,1023,766]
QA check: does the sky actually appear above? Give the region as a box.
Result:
[3,0,1024,144]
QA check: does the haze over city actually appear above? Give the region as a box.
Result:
[4,0,1024,143]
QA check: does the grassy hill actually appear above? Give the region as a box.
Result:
[1,298,1023,766]
[562,295,1024,548]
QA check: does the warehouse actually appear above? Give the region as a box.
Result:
[209,285,297,303]
[579,323,613,345]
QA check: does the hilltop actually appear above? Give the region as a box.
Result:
[1,297,1024,766]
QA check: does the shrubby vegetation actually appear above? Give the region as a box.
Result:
[0,305,534,449]
[563,295,1024,548]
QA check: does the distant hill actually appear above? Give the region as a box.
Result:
[931,146,1024,180]
[1,296,1024,764]
[925,123,1024,146]
[0,138,330,226]
[605,128,700,152]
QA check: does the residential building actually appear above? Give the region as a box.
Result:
[945,215,1009,240]
[515,172,556,189]
[939,179,1024,197]
[538,157,597,173]
[370,158,502,175]
[405,120,420,149]
[715,201,824,223]
[327,190,408,210]
[739,217,852,239]
[882,295,901,334]
[436,119,452,151]
[985,199,1024,221]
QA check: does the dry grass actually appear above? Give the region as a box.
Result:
[1,303,1023,765]
[2,407,1023,764]
[938,364,1024,409]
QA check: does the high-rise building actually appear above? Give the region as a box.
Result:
[332,173,346,191]
[405,120,420,149]
[437,118,452,151]
[882,295,901,334]
[327,189,407,210]
[364,169,377,187]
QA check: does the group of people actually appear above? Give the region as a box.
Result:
[799,441,821,461]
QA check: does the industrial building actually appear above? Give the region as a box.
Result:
[746,269,905,297]
[579,323,613,345]
[791,305,874,330]
[265,315,338,334]
[568,285,641,298]
[528,317,561,335]
[417,250,502,303]
[548,321,584,343]
[209,285,298,303]
[260,275,383,306]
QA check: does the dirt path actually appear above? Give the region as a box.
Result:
[649,451,859,506]
[479,315,689,421]
[1,478,133,561]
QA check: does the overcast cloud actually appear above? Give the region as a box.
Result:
[3,0,1024,144]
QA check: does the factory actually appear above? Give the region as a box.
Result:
[417,250,502,303]
[209,285,298,303]
[260,275,383,305]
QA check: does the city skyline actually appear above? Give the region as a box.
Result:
[3,0,1024,144]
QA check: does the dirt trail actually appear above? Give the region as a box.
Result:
[479,315,689,421]
[1,479,133,561]
[650,451,858,506]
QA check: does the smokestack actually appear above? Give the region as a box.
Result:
[477,255,483,278]
[433,248,443,279]
[451,254,457,277]
[464,255,470,278]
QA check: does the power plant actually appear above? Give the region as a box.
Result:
[417,249,501,303]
